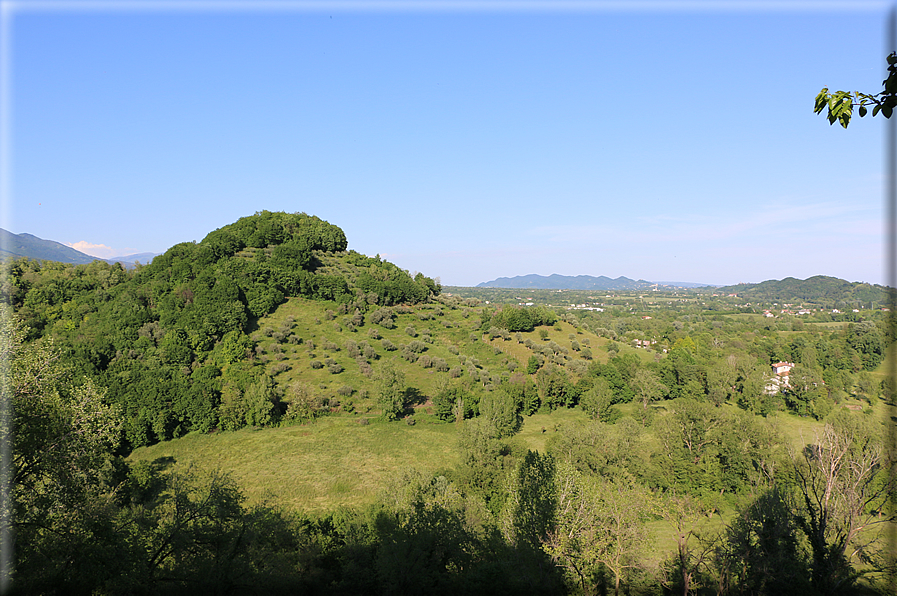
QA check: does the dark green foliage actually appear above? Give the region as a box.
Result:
[526,354,540,374]
[479,387,523,438]
[580,377,620,423]
[713,488,813,595]
[489,304,558,332]
[376,361,406,420]
[501,451,556,549]
[536,364,571,410]
[355,257,440,306]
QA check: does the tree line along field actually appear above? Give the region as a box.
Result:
[5,211,895,595]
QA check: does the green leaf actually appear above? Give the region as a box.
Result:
[883,105,893,119]
[859,105,868,117]
[814,89,829,114]
[885,76,897,95]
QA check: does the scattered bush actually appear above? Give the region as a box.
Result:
[370,308,397,329]
[270,362,290,375]
[568,360,589,375]
[359,362,373,377]
[310,360,324,369]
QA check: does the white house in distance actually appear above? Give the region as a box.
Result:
[772,361,794,376]
[766,361,795,395]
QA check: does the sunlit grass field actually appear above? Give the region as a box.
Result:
[129,415,461,514]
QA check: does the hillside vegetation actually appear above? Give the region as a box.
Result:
[717,275,892,306]
[6,211,895,595]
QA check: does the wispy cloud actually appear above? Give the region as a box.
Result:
[65,241,125,259]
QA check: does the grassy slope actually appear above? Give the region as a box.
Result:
[250,296,604,413]
[130,416,461,514]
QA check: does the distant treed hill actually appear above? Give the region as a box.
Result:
[716,275,893,306]
[0,228,157,268]
[0,228,97,265]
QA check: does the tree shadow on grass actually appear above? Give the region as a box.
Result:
[401,387,428,417]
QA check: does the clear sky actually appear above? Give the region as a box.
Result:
[1,1,892,287]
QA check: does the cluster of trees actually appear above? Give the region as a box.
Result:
[489,304,558,332]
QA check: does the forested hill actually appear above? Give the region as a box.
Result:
[716,275,892,306]
[0,228,97,265]
[6,211,440,448]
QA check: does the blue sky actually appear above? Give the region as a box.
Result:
[1,1,891,287]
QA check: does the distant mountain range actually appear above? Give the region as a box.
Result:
[0,229,156,268]
[477,274,711,290]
